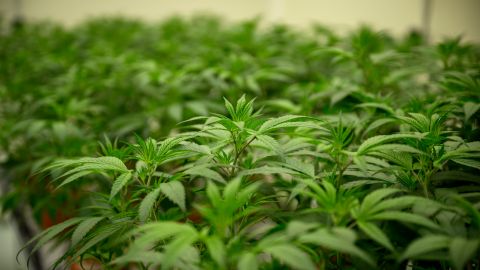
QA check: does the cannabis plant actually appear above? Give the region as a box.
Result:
[18,96,480,270]
[0,15,479,270]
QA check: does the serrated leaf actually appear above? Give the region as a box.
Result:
[258,115,306,134]
[360,188,400,215]
[19,218,84,260]
[240,166,299,176]
[298,228,375,266]
[71,217,104,246]
[364,118,396,135]
[464,102,480,121]
[264,244,316,270]
[139,188,161,223]
[238,252,258,270]
[331,89,353,106]
[449,237,479,270]
[284,157,315,178]
[223,177,242,203]
[371,211,440,230]
[184,165,225,184]
[356,134,421,156]
[452,158,480,170]
[357,221,394,251]
[370,196,429,213]
[110,172,132,200]
[286,221,317,238]
[356,102,395,115]
[56,170,92,189]
[160,181,186,212]
[59,164,117,178]
[373,144,425,154]
[205,236,226,268]
[400,235,450,261]
[256,134,282,155]
[206,181,222,207]
[451,195,480,229]
[162,230,198,269]
[75,156,128,172]
[70,223,124,262]
[134,222,197,248]
[112,250,163,265]
[398,113,431,132]
[179,141,211,155]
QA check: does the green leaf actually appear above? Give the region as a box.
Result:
[110,172,132,200]
[224,98,236,120]
[112,251,163,265]
[240,166,299,176]
[370,196,431,213]
[179,141,211,155]
[238,252,258,270]
[331,89,354,106]
[70,223,123,262]
[264,244,316,270]
[258,115,306,134]
[298,228,375,266]
[205,235,226,268]
[360,188,400,215]
[52,156,130,189]
[262,99,301,113]
[356,102,395,115]
[160,181,186,212]
[357,221,394,251]
[464,102,480,121]
[71,217,104,246]
[184,165,225,184]
[284,157,315,178]
[400,235,450,261]
[398,113,431,132]
[45,157,123,172]
[87,156,128,171]
[256,134,282,155]
[56,170,92,189]
[134,222,197,248]
[373,144,425,154]
[449,237,479,270]
[139,188,161,223]
[451,195,480,229]
[19,218,84,260]
[364,118,396,135]
[286,221,318,238]
[223,177,242,202]
[452,158,480,170]
[356,134,421,156]
[206,181,222,207]
[162,230,198,269]
[371,211,440,230]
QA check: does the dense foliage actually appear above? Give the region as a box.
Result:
[1,16,480,269]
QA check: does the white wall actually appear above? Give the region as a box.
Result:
[0,0,479,42]
[430,0,480,42]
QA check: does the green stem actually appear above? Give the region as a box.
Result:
[421,180,430,199]
[230,136,256,177]
[336,158,352,189]
[146,164,157,187]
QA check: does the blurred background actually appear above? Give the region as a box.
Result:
[0,0,479,269]
[0,0,480,42]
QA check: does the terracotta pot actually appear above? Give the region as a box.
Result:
[41,208,71,229]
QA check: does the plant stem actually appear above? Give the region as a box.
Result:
[230,136,256,177]
[336,158,352,188]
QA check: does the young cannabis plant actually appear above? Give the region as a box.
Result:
[18,96,480,270]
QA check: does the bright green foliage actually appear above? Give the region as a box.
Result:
[1,16,479,270]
